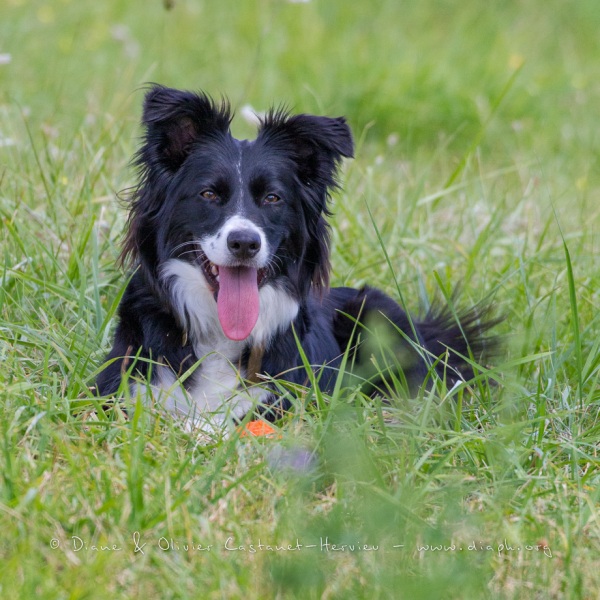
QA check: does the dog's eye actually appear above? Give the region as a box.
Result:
[263,193,281,205]
[200,190,218,201]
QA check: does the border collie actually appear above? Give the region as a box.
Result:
[96,84,496,429]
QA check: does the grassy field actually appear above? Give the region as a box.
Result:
[1,0,599,598]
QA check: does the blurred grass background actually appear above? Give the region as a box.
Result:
[1,0,599,598]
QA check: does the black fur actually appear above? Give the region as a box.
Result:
[96,85,497,422]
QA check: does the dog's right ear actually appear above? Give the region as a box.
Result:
[140,84,231,172]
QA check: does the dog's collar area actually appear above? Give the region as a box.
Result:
[246,344,265,384]
[179,329,264,383]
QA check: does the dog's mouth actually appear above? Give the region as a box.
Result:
[197,249,268,342]
[199,254,268,292]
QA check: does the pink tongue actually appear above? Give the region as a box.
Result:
[217,266,260,341]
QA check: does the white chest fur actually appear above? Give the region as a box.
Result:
[150,351,258,430]
[138,258,299,429]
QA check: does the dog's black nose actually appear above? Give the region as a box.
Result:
[227,229,261,260]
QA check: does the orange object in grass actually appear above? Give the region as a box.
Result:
[240,420,279,438]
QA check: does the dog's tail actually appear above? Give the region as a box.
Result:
[331,286,501,394]
[416,299,501,385]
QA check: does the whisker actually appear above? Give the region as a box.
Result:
[179,248,203,259]
[169,239,202,259]
[265,254,284,277]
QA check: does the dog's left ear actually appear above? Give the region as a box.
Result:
[259,112,353,292]
[259,112,354,189]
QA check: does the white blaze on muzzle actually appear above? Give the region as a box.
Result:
[201,216,269,341]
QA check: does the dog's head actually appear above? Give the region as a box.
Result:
[123,84,353,340]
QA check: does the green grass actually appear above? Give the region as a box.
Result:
[1,0,599,598]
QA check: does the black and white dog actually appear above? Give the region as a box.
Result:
[96,85,496,428]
